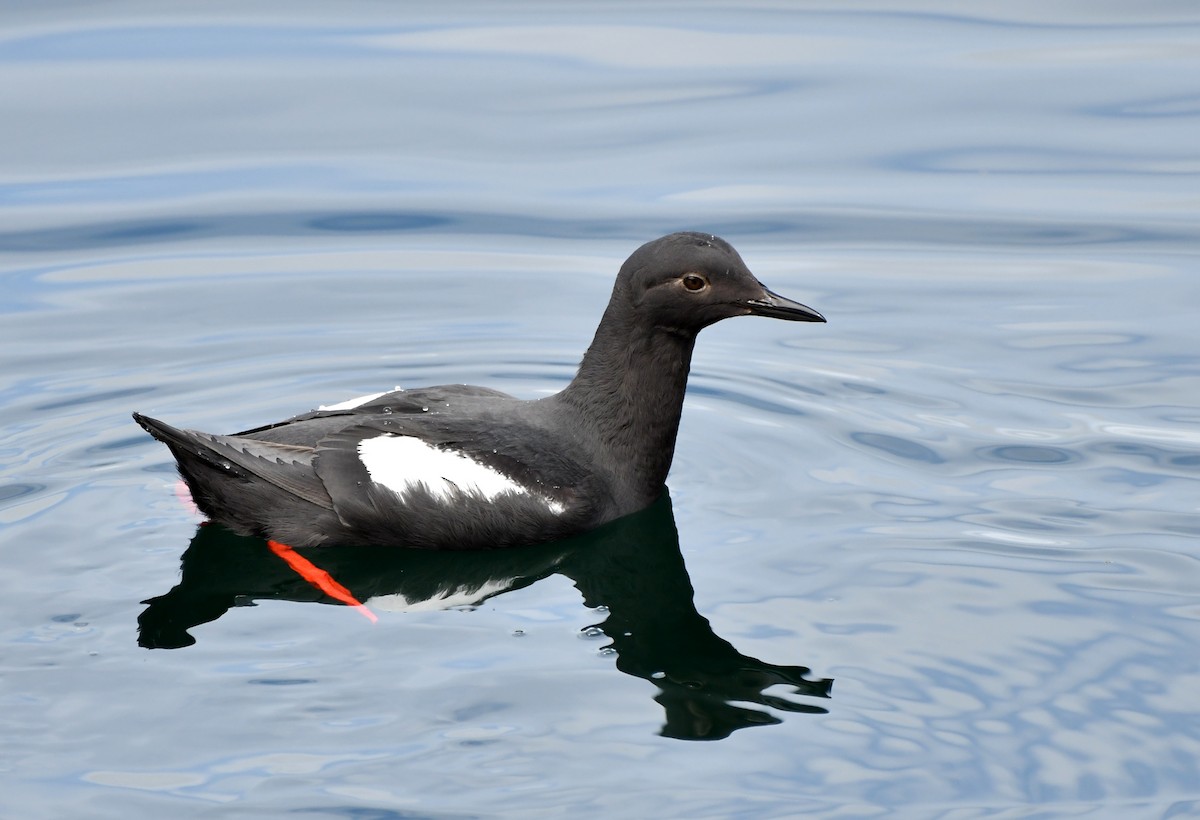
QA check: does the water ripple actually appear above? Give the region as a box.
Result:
[4,208,1200,254]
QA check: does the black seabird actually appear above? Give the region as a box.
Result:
[134,232,825,549]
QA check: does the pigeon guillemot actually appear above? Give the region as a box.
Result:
[134,232,825,549]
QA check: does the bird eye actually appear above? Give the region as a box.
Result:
[681,273,708,292]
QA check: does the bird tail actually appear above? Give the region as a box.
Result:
[133,411,194,448]
[132,412,247,476]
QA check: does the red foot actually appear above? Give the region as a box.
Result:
[174,480,200,515]
[267,540,378,623]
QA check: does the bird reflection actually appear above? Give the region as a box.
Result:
[138,491,832,740]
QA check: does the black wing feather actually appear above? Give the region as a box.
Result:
[133,413,334,510]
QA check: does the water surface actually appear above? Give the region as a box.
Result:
[2,3,1199,817]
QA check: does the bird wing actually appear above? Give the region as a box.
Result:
[312,418,590,523]
[134,413,334,510]
[236,385,518,439]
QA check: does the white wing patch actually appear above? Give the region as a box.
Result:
[319,386,403,411]
[357,434,565,514]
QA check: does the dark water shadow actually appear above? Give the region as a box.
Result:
[138,491,832,741]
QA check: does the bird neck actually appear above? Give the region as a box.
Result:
[555,300,697,503]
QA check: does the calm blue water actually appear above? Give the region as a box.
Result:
[3,3,1199,816]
